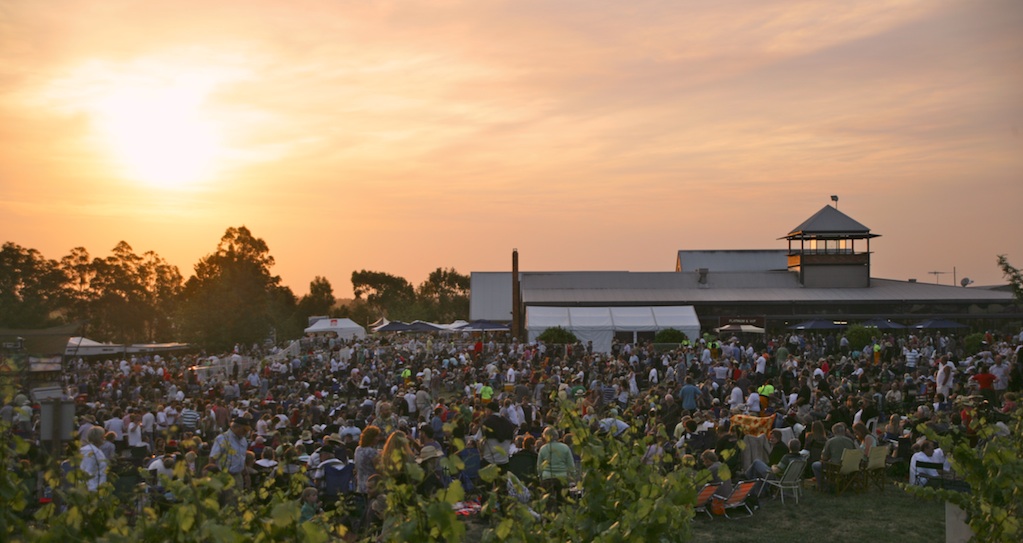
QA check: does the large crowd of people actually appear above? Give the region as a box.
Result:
[2,327,1022,532]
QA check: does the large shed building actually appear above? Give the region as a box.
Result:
[470,205,1018,351]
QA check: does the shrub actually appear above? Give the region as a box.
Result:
[654,328,688,344]
[844,324,874,353]
[962,332,986,354]
[537,326,578,345]
[903,407,1023,542]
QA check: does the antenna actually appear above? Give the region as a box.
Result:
[928,271,949,284]
[960,277,973,287]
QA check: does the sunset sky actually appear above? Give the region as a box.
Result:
[1,0,1021,298]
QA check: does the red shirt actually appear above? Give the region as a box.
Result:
[971,372,996,390]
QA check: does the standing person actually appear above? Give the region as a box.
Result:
[989,355,1009,402]
[141,405,156,446]
[970,365,998,404]
[354,426,382,494]
[936,357,954,398]
[126,411,148,456]
[80,426,109,492]
[537,427,575,509]
[104,408,126,452]
[679,377,701,414]
[209,417,251,487]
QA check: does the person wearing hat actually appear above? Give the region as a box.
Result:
[295,430,315,455]
[311,445,347,500]
[415,444,446,497]
[209,416,252,486]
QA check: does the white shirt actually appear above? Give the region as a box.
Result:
[746,392,761,413]
[990,362,1009,390]
[729,386,745,409]
[80,443,108,491]
[910,448,948,486]
[126,421,144,447]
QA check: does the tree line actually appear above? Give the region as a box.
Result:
[0,226,469,351]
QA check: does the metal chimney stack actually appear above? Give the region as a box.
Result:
[512,249,522,340]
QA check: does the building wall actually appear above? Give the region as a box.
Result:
[802,265,869,288]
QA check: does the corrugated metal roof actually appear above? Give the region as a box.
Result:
[676,250,788,272]
[515,271,1013,304]
[786,205,875,237]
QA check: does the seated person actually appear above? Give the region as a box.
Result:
[310,446,347,497]
[506,435,538,483]
[700,449,733,498]
[811,423,857,491]
[909,438,948,486]
[770,439,804,477]
[744,429,787,480]
[415,445,448,497]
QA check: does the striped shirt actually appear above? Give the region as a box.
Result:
[179,408,201,429]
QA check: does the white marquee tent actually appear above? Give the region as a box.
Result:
[526,306,701,353]
[304,318,366,340]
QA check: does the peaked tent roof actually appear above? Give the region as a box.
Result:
[304,317,367,339]
[783,205,878,239]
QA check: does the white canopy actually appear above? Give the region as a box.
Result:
[66,337,192,357]
[304,318,366,340]
[525,306,701,353]
[66,337,124,357]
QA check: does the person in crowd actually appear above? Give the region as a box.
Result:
[80,426,109,492]
[415,444,447,496]
[852,421,877,457]
[812,423,857,491]
[209,416,252,487]
[354,425,382,494]
[910,438,948,486]
[537,427,575,509]
[299,487,320,523]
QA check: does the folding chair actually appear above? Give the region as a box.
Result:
[693,482,722,519]
[823,448,864,496]
[722,480,758,519]
[862,444,888,492]
[764,458,806,505]
[322,463,355,509]
[918,462,969,492]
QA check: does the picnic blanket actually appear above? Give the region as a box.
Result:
[729,413,776,437]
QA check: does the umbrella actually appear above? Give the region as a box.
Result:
[787,319,846,330]
[458,320,510,332]
[374,321,412,332]
[714,324,766,334]
[909,319,967,330]
[860,318,906,330]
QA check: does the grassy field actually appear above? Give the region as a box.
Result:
[690,482,945,543]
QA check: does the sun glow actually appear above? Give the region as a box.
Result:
[94,82,221,189]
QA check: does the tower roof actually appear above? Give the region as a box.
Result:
[783,205,878,239]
